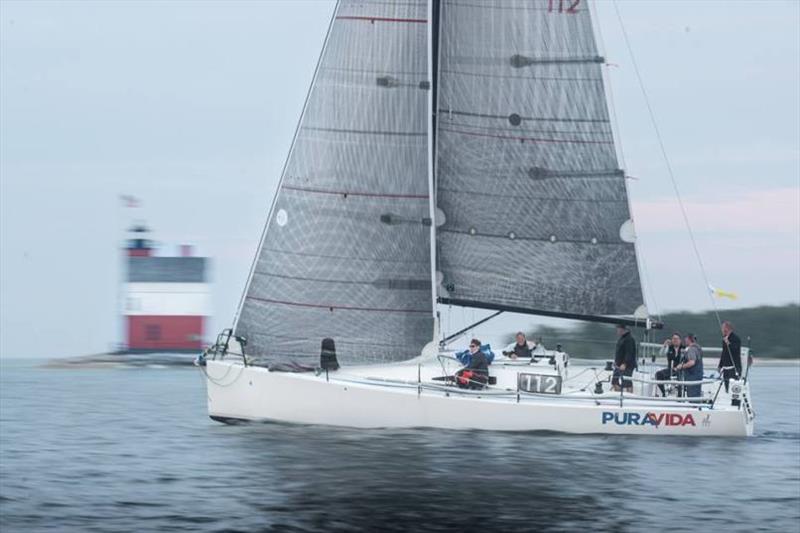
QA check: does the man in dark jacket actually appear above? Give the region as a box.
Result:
[718,321,742,392]
[457,338,489,389]
[612,324,637,393]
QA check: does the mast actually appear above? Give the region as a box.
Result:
[425,0,439,319]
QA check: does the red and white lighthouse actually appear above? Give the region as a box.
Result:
[123,223,210,352]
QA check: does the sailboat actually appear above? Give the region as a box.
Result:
[197,0,754,436]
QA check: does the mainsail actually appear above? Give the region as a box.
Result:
[434,0,646,321]
[235,0,434,363]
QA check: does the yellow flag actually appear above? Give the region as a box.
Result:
[709,284,738,300]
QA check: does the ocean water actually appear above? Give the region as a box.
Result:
[1,359,798,532]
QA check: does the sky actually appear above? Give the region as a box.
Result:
[1,0,798,358]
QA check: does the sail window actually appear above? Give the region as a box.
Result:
[508,113,522,126]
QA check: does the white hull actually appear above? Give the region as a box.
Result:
[202,359,754,437]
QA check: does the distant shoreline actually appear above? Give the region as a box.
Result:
[40,352,197,369]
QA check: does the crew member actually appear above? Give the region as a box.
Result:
[676,333,704,397]
[654,333,684,396]
[456,338,489,389]
[502,332,536,360]
[718,320,742,392]
[612,324,637,393]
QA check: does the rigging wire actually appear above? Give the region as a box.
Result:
[611,0,721,328]
[591,0,662,323]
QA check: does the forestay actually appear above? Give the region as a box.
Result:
[235,0,434,363]
[434,0,646,319]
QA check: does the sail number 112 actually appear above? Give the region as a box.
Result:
[548,0,581,14]
[518,373,563,395]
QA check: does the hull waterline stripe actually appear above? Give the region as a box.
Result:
[247,296,431,314]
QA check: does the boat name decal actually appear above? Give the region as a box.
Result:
[601,411,697,427]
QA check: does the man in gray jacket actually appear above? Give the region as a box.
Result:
[676,334,704,397]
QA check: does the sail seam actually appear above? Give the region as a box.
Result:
[439,229,630,245]
[441,69,602,82]
[282,185,428,200]
[322,66,427,76]
[335,15,427,23]
[440,127,614,145]
[254,271,430,288]
[452,169,623,179]
[242,334,405,350]
[247,296,431,314]
[439,108,610,124]
[446,1,578,12]
[304,126,426,137]
[437,188,627,203]
[439,123,612,137]
[263,247,429,265]
[448,55,603,65]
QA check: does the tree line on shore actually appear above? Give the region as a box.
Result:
[509,304,800,359]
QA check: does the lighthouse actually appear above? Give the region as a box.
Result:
[123,223,210,352]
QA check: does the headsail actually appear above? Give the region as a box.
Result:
[434,0,646,321]
[235,0,434,363]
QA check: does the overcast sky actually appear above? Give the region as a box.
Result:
[1,0,798,357]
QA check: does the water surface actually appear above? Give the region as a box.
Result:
[1,359,798,532]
